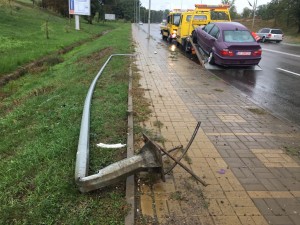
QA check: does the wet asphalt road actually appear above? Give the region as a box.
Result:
[138,24,300,127]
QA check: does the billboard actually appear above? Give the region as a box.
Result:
[69,0,91,16]
[105,14,116,20]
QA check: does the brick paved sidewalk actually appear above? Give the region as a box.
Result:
[132,25,300,225]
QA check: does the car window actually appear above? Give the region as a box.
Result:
[209,25,219,39]
[203,23,214,33]
[211,11,229,20]
[224,30,255,42]
[186,15,191,22]
[194,15,207,21]
[173,14,181,25]
[271,29,283,34]
[259,28,270,33]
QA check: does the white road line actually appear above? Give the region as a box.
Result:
[277,68,300,77]
[263,48,300,58]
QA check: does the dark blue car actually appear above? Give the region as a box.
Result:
[193,22,262,66]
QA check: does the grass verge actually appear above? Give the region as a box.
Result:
[0,18,132,225]
[0,2,119,77]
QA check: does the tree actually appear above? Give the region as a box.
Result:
[283,0,300,33]
[0,0,14,15]
[242,7,251,18]
[256,4,273,20]
[221,0,239,19]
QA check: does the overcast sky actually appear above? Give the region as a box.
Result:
[139,0,271,13]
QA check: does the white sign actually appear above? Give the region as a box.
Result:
[105,14,116,20]
[69,0,91,16]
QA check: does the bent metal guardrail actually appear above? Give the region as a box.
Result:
[75,54,165,193]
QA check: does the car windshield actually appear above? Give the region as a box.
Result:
[223,30,255,42]
[173,15,181,25]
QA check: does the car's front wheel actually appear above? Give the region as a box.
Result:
[192,31,197,43]
[208,52,215,64]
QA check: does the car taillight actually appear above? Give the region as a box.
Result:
[252,49,262,56]
[220,49,234,56]
[267,33,272,37]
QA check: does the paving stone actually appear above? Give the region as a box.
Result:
[213,215,242,225]
[133,25,300,225]
[264,215,294,225]
[251,215,270,225]
[140,194,154,217]
[264,198,286,216]
[275,198,300,215]
[289,215,300,225]
[224,158,246,168]
[253,199,274,215]
[243,184,267,191]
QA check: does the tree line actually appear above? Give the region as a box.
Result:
[241,0,300,33]
[4,0,299,33]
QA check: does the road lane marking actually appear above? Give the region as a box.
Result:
[277,68,300,77]
[263,48,300,58]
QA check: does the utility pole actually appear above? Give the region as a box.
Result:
[136,0,138,23]
[138,1,140,23]
[148,0,151,39]
[249,0,258,30]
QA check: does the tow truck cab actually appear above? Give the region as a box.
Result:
[161,9,182,42]
[176,4,231,52]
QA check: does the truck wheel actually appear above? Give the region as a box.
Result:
[184,42,191,53]
[192,31,197,43]
[208,52,215,65]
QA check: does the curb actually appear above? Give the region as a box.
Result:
[125,62,136,225]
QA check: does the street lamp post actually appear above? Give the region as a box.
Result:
[148,0,151,39]
[138,1,140,23]
[249,0,258,30]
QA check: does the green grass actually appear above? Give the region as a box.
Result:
[0,3,133,224]
[0,2,119,76]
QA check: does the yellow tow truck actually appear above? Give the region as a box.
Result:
[160,9,183,42]
[176,4,231,52]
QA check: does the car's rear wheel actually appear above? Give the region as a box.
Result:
[261,37,266,43]
[276,40,282,43]
[208,52,215,65]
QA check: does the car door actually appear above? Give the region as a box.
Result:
[198,23,215,53]
[206,25,220,53]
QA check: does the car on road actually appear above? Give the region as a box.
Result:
[192,22,262,67]
[256,28,283,43]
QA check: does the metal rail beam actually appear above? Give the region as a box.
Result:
[75,54,135,192]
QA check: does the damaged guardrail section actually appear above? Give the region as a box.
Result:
[75,54,165,193]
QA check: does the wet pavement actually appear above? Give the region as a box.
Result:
[140,23,300,128]
[132,24,300,225]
